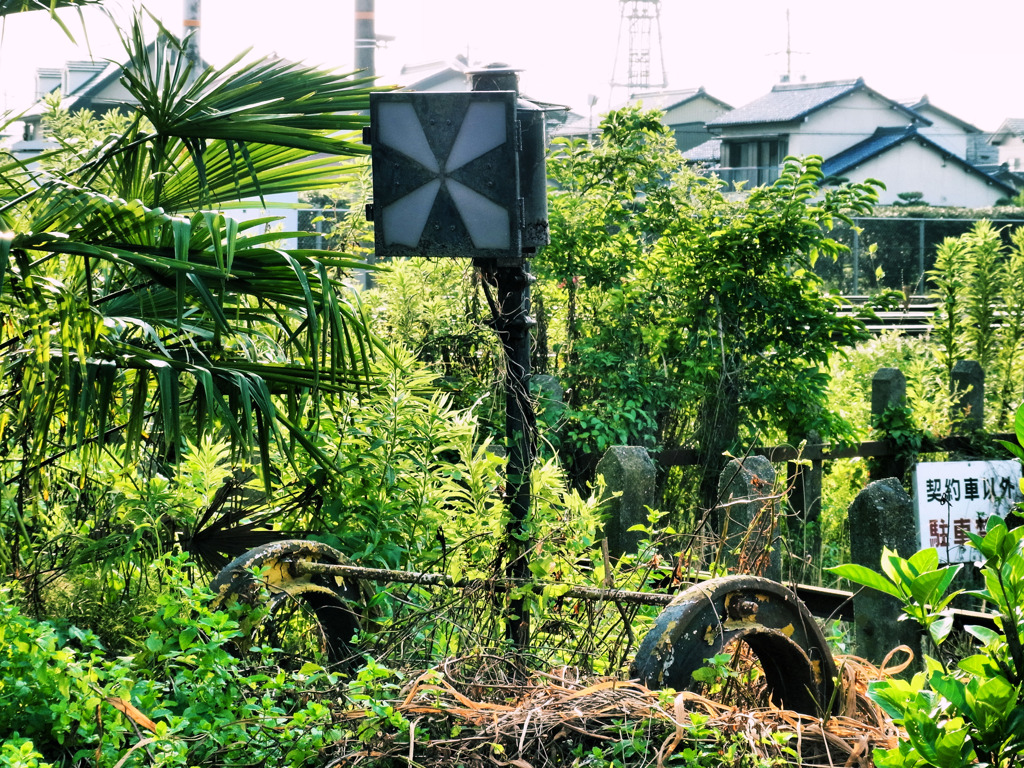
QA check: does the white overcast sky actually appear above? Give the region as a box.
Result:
[0,0,1020,131]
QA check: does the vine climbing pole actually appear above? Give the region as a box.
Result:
[480,258,536,648]
[363,66,549,650]
[468,66,548,649]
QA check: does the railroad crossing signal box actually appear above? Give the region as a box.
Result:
[366,90,546,260]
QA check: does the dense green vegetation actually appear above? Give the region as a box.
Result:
[4,4,1024,767]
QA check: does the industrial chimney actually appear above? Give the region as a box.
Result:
[183,0,201,74]
[355,0,375,77]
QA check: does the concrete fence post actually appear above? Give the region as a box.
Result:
[848,477,922,667]
[714,456,781,580]
[596,446,657,557]
[531,373,565,427]
[871,367,908,482]
[951,360,984,432]
[787,431,823,571]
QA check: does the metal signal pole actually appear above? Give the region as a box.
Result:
[469,68,542,650]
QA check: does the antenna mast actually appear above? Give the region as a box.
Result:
[610,0,667,98]
[770,8,808,83]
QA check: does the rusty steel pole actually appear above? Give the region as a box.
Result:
[468,68,538,651]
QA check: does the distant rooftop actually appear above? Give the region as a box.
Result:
[992,118,1024,142]
[903,94,981,133]
[681,137,721,164]
[624,86,732,114]
[821,125,1015,196]
[708,77,924,128]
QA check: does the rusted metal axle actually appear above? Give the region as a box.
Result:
[211,538,999,715]
[292,560,675,606]
[289,559,997,631]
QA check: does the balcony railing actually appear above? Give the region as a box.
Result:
[712,165,781,188]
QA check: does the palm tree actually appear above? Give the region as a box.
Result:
[0,8,381,575]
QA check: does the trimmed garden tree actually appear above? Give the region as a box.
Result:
[539,110,880,510]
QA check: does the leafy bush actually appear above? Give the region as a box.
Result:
[0,555,360,767]
[540,109,882,510]
[361,258,504,430]
[832,524,1024,767]
[928,221,1024,429]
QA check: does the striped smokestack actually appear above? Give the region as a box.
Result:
[183,0,201,74]
[355,0,375,77]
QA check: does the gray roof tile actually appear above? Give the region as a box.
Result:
[624,87,732,113]
[822,127,911,177]
[708,77,923,129]
[682,137,721,163]
[993,118,1024,140]
[709,78,862,127]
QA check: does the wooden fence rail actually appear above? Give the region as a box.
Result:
[659,433,1018,468]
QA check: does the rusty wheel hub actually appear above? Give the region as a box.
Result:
[209,539,363,667]
[630,575,839,715]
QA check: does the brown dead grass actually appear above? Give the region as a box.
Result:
[327,648,910,767]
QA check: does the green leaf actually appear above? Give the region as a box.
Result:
[997,439,1024,461]
[928,612,954,646]
[907,548,939,576]
[906,565,961,607]
[958,652,1001,678]
[828,564,901,598]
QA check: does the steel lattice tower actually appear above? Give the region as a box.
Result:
[611,0,667,96]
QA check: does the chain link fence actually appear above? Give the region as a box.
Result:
[296,208,346,250]
[815,216,1024,296]
[296,210,1024,299]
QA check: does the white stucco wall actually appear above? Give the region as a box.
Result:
[788,90,913,159]
[996,135,1024,172]
[90,78,137,107]
[837,141,1007,207]
[662,97,730,126]
[917,111,970,159]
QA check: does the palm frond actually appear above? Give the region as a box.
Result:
[90,12,377,209]
[0,0,100,46]
[0,0,98,14]
[2,185,382,491]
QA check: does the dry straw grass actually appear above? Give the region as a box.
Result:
[328,647,910,767]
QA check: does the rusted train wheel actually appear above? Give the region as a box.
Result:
[630,575,839,716]
[209,539,363,668]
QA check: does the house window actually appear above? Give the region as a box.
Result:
[723,137,788,186]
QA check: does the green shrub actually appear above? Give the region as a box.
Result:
[831,523,1024,767]
[927,221,1024,430]
[0,554,361,767]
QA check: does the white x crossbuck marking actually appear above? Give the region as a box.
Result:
[376,99,513,250]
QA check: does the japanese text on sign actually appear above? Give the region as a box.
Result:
[912,460,1022,563]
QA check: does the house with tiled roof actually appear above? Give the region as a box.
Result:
[682,136,721,165]
[396,55,473,92]
[989,119,1024,174]
[10,43,213,162]
[697,78,1012,206]
[11,59,132,159]
[399,56,575,138]
[904,95,996,168]
[821,126,1014,207]
[624,87,732,152]
[705,78,924,187]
